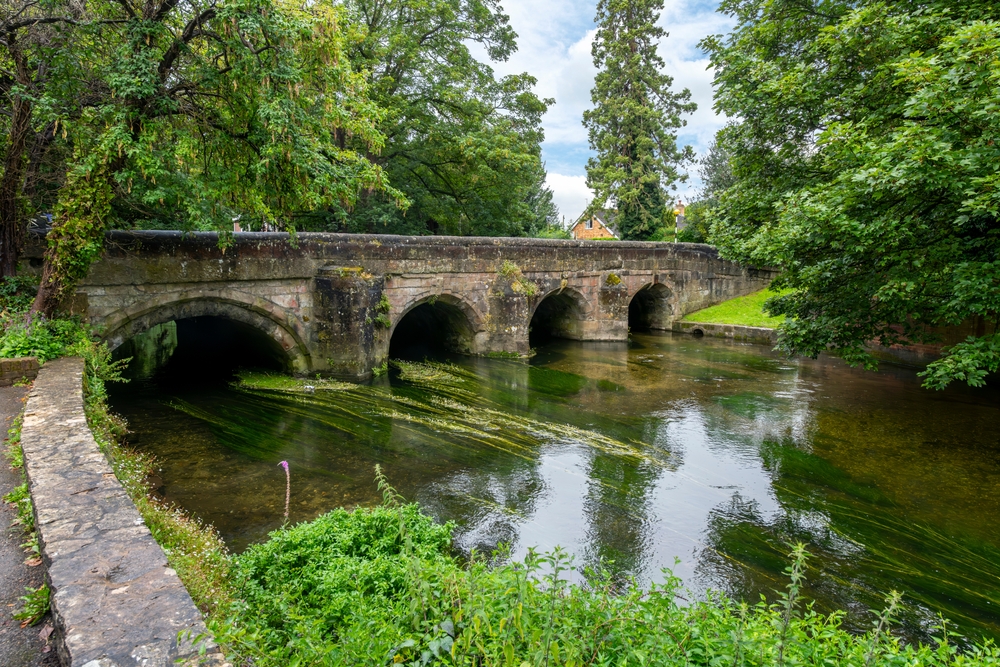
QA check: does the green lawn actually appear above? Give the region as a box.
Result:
[682,288,787,328]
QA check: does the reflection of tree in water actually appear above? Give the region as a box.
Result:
[694,440,1000,644]
[420,461,546,557]
[581,453,660,583]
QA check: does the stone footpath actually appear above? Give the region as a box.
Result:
[0,384,61,666]
[20,358,225,667]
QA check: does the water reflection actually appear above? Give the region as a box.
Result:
[108,333,1000,643]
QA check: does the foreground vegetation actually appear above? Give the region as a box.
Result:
[206,474,999,666]
[683,289,787,329]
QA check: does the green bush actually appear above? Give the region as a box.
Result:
[212,476,999,666]
[0,276,38,314]
[0,316,92,362]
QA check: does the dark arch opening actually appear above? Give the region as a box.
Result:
[114,316,290,383]
[628,284,673,332]
[389,300,476,360]
[529,290,586,347]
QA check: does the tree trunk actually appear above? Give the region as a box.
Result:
[0,38,33,277]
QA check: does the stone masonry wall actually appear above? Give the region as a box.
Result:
[20,357,224,667]
[26,231,775,379]
[0,357,39,387]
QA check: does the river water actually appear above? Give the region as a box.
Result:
[108,332,1000,642]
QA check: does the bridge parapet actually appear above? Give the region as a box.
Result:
[64,231,774,379]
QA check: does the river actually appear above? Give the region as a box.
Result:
[108,331,1000,643]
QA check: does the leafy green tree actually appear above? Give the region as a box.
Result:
[321,0,552,237]
[0,3,73,277]
[703,0,1000,388]
[583,0,695,241]
[677,200,710,243]
[20,0,396,315]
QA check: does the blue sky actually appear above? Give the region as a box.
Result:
[476,0,733,223]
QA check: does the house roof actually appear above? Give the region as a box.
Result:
[572,208,619,237]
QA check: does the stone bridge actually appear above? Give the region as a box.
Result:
[61,231,774,379]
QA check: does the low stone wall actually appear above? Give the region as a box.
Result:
[673,321,778,345]
[20,357,225,667]
[0,357,39,387]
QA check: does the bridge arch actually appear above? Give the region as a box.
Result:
[100,291,311,373]
[529,287,590,346]
[389,293,485,358]
[628,283,673,331]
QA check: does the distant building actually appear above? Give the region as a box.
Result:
[570,209,618,240]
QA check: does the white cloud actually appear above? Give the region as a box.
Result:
[472,0,734,212]
[546,173,592,224]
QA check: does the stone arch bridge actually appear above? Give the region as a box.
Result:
[65,231,774,379]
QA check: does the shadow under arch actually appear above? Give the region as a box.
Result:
[389,293,482,359]
[529,287,589,347]
[628,283,673,332]
[102,296,311,373]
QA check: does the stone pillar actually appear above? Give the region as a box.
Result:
[313,265,386,380]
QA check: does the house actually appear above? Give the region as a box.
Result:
[570,209,618,240]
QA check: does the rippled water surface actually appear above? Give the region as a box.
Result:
[108,333,1000,642]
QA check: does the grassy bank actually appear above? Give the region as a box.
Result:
[682,289,788,328]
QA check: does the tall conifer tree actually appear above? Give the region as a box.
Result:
[583,0,695,240]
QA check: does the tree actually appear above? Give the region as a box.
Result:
[18,0,396,316]
[703,0,1000,388]
[1,3,69,277]
[315,0,552,237]
[583,0,695,241]
[698,138,733,206]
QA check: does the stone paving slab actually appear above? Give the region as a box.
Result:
[20,358,225,667]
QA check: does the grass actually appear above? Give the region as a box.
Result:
[683,288,789,328]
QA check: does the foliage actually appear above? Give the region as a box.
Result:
[677,201,711,244]
[317,0,553,237]
[375,293,393,328]
[583,0,696,240]
[702,1,1000,388]
[0,314,91,362]
[13,583,49,626]
[3,0,400,313]
[497,260,536,296]
[3,482,34,533]
[532,223,572,240]
[698,138,734,206]
[0,276,38,313]
[211,476,1000,666]
[683,288,789,328]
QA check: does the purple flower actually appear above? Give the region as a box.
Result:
[279,460,289,471]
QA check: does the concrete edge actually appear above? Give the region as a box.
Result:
[19,357,227,667]
[673,321,778,345]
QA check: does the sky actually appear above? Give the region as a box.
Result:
[478,0,734,225]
